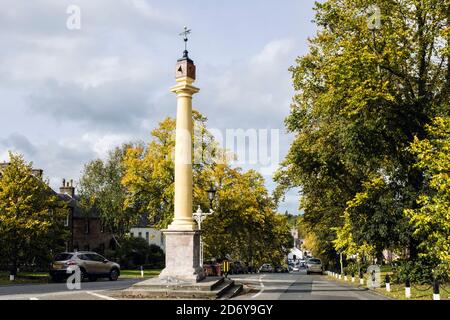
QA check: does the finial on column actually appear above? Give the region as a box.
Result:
[179,26,192,59]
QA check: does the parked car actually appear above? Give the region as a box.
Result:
[306,258,323,275]
[259,263,274,273]
[50,252,120,282]
[274,265,289,273]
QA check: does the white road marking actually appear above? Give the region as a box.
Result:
[85,291,117,300]
[251,275,265,299]
[29,297,39,300]
[233,278,293,283]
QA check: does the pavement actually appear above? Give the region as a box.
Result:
[0,270,387,300]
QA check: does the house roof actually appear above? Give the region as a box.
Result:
[57,193,100,218]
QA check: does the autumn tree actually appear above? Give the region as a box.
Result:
[201,165,292,267]
[0,153,67,277]
[122,112,292,266]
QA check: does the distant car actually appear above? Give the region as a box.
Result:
[306,258,323,275]
[274,265,289,273]
[50,252,120,282]
[259,264,274,273]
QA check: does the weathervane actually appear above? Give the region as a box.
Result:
[179,26,191,58]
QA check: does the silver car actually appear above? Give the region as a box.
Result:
[50,252,120,282]
[306,258,323,275]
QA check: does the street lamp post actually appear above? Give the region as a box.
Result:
[193,184,217,267]
[193,206,213,267]
[207,184,216,209]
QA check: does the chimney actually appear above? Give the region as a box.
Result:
[60,178,75,198]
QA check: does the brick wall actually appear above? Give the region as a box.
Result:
[71,218,113,253]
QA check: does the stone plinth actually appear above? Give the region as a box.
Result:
[121,277,240,300]
[158,229,204,282]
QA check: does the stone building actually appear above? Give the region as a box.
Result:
[57,178,114,253]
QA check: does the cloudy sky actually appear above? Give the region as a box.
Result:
[0,0,318,214]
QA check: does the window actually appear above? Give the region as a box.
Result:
[100,223,105,233]
[84,244,90,251]
[138,232,142,238]
[84,219,90,234]
[145,232,149,242]
[54,253,73,261]
[130,232,134,237]
[64,213,70,227]
[78,254,90,261]
[307,259,321,264]
[87,253,105,262]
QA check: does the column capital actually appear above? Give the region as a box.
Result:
[171,80,200,96]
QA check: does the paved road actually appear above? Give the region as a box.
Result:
[0,271,387,300]
[231,270,387,300]
[0,278,142,300]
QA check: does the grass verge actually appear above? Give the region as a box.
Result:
[325,271,450,300]
[0,271,49,285]
[0,269,161,285]
[119,269,161,279]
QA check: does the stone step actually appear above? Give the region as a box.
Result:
[218,283,244,300]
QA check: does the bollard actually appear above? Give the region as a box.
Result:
[385,274,391,292]
[405,279,411,298]
[140,266,144,278]
[433,280,440,301]
[9,275,14,281]
[351,273,355,283]
[359,271,364,285]
[344,274,348,281]
[338,274,342,280]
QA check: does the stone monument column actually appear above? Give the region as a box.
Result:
[158,49,204,282]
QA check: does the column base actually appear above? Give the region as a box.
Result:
[167,218,198,231]
[159,229,205,283]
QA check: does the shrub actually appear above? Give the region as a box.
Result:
[391,258,437,284]
[344,262,359,276]
[105,237,165,269]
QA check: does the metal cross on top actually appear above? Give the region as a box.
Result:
[179,26,191,54]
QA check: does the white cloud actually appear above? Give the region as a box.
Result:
[81,133,134,159]
[250,38,296,66]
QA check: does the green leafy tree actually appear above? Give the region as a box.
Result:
[0,153,67,276]
[405,117,450,276]
[78,144,141,246]
[275,0,449,263]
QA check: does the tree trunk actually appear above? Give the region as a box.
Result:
[10,229,18,279]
